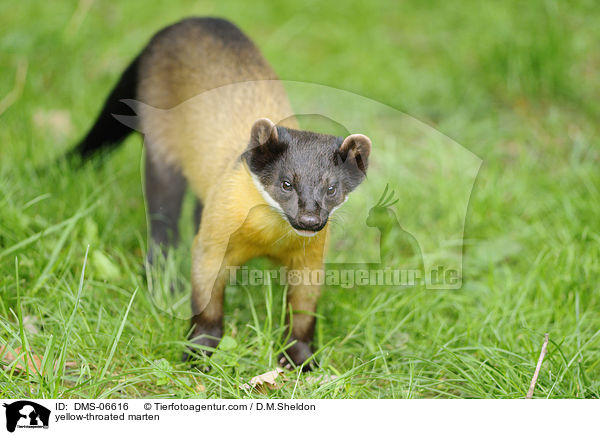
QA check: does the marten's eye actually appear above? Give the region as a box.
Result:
[281,180,293,192]
[327,185,336,196]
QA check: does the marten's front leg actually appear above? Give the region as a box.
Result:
[280,256,324,371]
[282,279,321,370]
[184,235,229,361]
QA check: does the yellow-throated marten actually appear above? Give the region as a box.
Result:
[72,17,371,369]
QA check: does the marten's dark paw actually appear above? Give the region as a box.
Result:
[182,326,222,366]
[279,340,317,372]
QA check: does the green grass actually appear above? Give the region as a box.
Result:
[1,0,599,398]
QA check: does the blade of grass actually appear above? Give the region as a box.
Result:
[98,288,138,386]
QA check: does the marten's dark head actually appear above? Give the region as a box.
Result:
[243,118,371,237]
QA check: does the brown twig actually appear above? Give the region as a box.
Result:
[526,333,549,399]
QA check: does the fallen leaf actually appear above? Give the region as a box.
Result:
[241,368,286,393]
[0,346,42,373]
[0,345,76,374]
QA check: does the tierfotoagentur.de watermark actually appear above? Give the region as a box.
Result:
[226,265,460,288]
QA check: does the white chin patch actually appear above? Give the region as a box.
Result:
[293,229,318,237]
[250,172,286,216]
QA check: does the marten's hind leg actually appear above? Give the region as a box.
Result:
[144,150,186,264]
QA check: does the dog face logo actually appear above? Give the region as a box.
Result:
[2,401,50,432]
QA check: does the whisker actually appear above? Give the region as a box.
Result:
[273,227,293,245]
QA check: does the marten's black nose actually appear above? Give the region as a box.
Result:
[298,214,321,230]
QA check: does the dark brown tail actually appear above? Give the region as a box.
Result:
[66,56,140,163]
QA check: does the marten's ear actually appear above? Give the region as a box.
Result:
[249,118,286,154]
[338,134,371,174]
[251,118,277,145]
[245,118,288,173]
